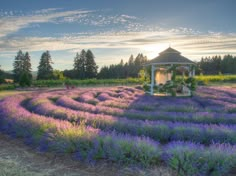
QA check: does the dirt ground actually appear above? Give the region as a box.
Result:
[0,133,175,176]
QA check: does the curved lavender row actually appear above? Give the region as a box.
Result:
[195,87,236,112]
[27,96,236,145]
[164,141,236,176]
[0,95,161,166]
[87,87,236,114]
[2,90,236,175]
[57,95,236,125]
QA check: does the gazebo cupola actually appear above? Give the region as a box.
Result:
[145,47,196,96]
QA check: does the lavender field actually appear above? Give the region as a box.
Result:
[1,86,236,175]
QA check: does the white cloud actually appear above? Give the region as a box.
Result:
[0,9,92,38]
[1,29,236,61]
[0,8,236,70]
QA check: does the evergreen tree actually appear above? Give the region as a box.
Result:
[21,52,32,85]
[37,51,54,80]
[73,50,86,79]
[98,66,109,79]
[19,72,31,87]
[23,52,32,76]
[73,52,80,71]
[13,50,24,82]
[97,53,148,79]
[0,65,5,84]
[63,69,76,79]
[85,50,98,79]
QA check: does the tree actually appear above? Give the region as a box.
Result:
[20,52,32,86]
[97,53,148,79]
[63,69,76,79]
[13,50,24,82]
[85,49,98,79]
[73,50,86,79]
[198,54,236,75]
[53,70,65,80]
[19,72,31,87]
[37,51,54,80]
[23,52,32,77]
[0,65,5,84]
[97,66,109,79]
[13,50,32,86]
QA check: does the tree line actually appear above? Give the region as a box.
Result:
[10,49,98,86]
[97,54,148,79]
[1,50,236,86]
[198,55,236,75]
[10,50,148,86]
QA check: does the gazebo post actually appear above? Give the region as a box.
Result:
[151,65,155,95]
[192,67,195,77]
[171,64,173,80]
[188,66,192,77]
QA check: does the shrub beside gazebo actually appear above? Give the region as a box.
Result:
[144,47,196,96]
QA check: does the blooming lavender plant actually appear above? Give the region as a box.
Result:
[0,86,236,175]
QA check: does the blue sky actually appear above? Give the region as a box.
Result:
[0,0,236,71]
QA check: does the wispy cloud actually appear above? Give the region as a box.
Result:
[1,8,236,70]
[0,8,92,38]
[1,29,236,59]
[0,8,140,38]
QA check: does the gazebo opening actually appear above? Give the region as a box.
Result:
[144,47,196,96]
[155,68,172,85]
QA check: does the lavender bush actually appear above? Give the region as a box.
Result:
[0,86,236,175]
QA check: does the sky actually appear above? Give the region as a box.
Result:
[0,0,236,71]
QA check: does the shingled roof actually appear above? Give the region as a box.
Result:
[146,47,195,65]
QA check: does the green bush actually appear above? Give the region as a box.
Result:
[0,84,15,91]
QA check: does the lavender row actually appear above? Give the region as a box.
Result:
[77,87,236,114]
[27,96,236,145]
[57,95,236,125]
[1,95,236,175]
[163,141,236,176]
[60,86,236,114]
[0,95,161,166]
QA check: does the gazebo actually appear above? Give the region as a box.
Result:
[145,47,196,96]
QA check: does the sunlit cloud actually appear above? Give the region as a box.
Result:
[1,29,236,60]
[0,8,236,70]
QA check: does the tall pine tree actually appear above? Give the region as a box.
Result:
[13,50,24,82]
[0,65,4,84]
[73,50,86,79]
[85,49,98,79]
[19,52,32,86]
[22,52,32,77]
[37,51,54,80]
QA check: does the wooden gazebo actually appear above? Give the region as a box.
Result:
[145,47,195,95]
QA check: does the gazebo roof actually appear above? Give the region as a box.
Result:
[146,47,195,65]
